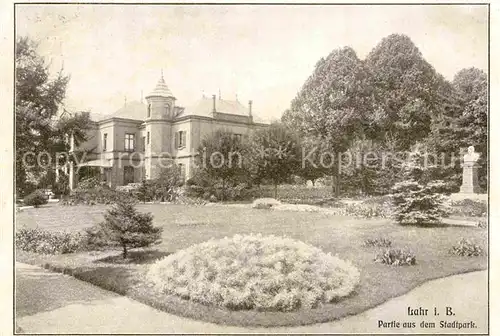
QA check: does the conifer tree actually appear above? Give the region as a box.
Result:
[92,200,162,258]
[391,145,449,226]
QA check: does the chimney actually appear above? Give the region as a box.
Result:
[212,95,217,113]
[248,100,253,116]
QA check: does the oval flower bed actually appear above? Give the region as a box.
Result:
[147,234,360,312]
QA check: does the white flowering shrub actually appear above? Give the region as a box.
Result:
[147,234,360,311]
[252,198,281,209]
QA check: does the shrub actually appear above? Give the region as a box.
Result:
[16,228,86,254]
[78,176,101,189]
[252,198,281,209]
[137,167,183,202]
[65,184,135,206]
[449,199,488,218]
[186,181,256,202]
[477,219,487,229]
[147,234,360,311]
[449,238,484,257]
[53,174,70,198]
[89,200,162,258]
[363,237,392,248]
[343,202,393,219]
[374,248,416,266]
[23,190,48,208]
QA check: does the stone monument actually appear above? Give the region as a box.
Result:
[460,146,482,194]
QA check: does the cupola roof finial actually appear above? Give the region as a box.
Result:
[145,69,174,99]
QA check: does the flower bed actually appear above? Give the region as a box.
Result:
[147,234,360,311]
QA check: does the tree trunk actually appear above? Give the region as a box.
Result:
[336,173,341,197]
[221,178,226,201]
[274,183,278,199]
[122,244,128,259]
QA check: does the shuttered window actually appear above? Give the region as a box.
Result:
[176,131,186,149]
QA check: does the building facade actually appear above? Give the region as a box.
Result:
[67,75,268,189]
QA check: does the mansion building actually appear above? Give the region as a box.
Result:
[67,75,269,189]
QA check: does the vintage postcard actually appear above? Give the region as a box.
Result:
[7,2,494,335]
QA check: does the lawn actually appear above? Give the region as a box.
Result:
[16,203,488,327]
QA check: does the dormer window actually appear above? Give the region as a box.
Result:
[147,103,151,118]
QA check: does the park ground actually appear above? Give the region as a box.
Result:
[15,202,488,330]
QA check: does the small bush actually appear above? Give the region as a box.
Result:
[147,234,360,311]
[23,190,48,207]
[449,238,484,257]
[53,174,70,198]
[78,176,101,189]
[343,202,393,219]
[477,219,487,229]
[449,199,488,218]
[252,198,281,209]
[374,248,416,266]
[137,166,183,202]
[186,182,256,202]
[64,185,135,206]
[16,228,86,254]
[363,237,392,248]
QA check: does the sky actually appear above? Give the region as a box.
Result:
[15,4,488,122]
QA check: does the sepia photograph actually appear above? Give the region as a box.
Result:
[13,3,489,334]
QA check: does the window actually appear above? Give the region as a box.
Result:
[233,133,242,142]
[142,136,146,151]
[147,131,150,145]
[175,130,186,149]
[147,104,151,118]
[125,133,135,151]
[103,133,108,151]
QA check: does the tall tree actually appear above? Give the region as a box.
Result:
[195,129,249,200]
[424,67,488,191]
[283,47,375,195]
[249,123,301,198]
[296,135,332,186]
[453,68,488,190]
[15,37,91,196]
[365,34,450,150]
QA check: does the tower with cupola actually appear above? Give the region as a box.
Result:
[144,73,175,179]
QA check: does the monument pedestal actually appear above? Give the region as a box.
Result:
[460,161,482,194]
